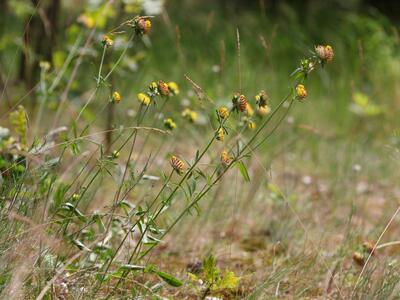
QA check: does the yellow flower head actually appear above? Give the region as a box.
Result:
[255,90,269,108]
[182,108,197,123]
[164,118,177,130]
[257,105,271,117]
[158,80,170,97]
[167,82,180,95]
[216,128,225,141]
[220,150,232,166]
[217,106,229,120]
[101,35,113,47]
[137,92,151,106]
[135,17,152,35]
[170,155,185,175]
[112,91,121,103]
[77,14,94,29]
[296,84,307,100]
[248,120,256,130]
[246,103,254,117]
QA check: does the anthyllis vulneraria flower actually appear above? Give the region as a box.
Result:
[352,252,365,267]
[220,150,232,166]
[101,35,113,47]
[257,105,271,117]
[232,93,247,112]
[296,84,307,100]
[135,17,152,35]
[112,91,121,104]
[246,103,254,117]
[182,108,197,123]
[217,106,229,119]
[170,155,185,175]
[248,120,256,130]
[77,14,94,29]
[137,92,151,106]
[167,82,180,95]
[148,81,158,94]
[315,45,334,63]
[164,118,177,130]
[158,80,170,97]
[216,128,225,141]
[255,90,269,108]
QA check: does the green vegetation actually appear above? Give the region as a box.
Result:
[0,0,400,299]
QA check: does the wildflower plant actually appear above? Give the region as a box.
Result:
[0,8,335,298]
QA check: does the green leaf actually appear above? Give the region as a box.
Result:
[235,161,250,182]
[153,270,183,287]
[119,264,145,271]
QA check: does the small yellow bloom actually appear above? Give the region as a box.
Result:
[137,92,151,106]
[182,108,197,123]
[164,118,177,130]
[216,128,225,141]
[255,90,269,108]
[257,105,271,117]
[77,14,94,29]
[296,84,307,100]
[101,35,113,47]
[217,106,229,119]
[167,82,180,95]
[248,121,256,130]
[246,103,254,117]
[220,150,232,166]
[149,81,158,92]
[170,155,185,175]
[112,91,121,103]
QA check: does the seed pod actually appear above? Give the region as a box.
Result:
[170,155,185,175]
